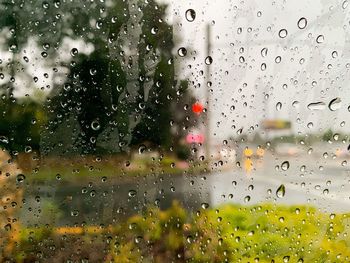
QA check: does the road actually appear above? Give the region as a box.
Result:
[21,151,350,226]
[206,152,350,213]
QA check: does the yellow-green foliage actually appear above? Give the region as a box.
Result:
[189,204,350,262]
[13,202,350,263]
[110,203,350,262]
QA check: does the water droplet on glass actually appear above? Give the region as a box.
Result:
[244,195,251,202]
[96,21,102,29]
[185,9,196,22]
[71,210,79,216]
[275,56,281,63]
[205,56,213,65]
[128,190,137,197]
[201,202,209,209]
[261,47,268,57]
[70,48,78,57]
[307,102,326,110]
[138,145,146,154]
[297,17,307,29]
[0,136,9,144]
[276,102,282,111]
[91,120,100,131]
[89,68,97,75]
[307,122,313,128]
[134,236,142,244]
[4,223,11,231]
[186,235,193,244]
[281,161,290,171]
[328,97,342,111]
[151,26,158,35]
[316,35,324,44]
[276,184,286,198]
[343,0,349,9]
[16,174,26,183]
[178,47,187,57]
[278,29,288,38]
[332,50,338,58]
[283,256,290,262]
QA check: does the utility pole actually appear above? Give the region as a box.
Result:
[205,24,211,161]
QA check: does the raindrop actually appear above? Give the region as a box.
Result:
[307,102,326,110]
[278,29,288,38]
[42,2,49,9]
[186,235,193,243]
[205,56,213,65]
[261,47,268,57]
[275,56,282,63]
[25,146,32,153]
[42,43,50,50]
[276,184,286,198]
[134,236,142,244]
[16,174,26,183]
[128,190,137,197]
[244,195,251,202]
[201,202,209,209]
[239,56,245,63]
[90,68,97,75]
[297,17,307,29]
[281,161,290,171]
[328,97,342,111]
[91,120,100,131]
[332,51,338,58]
[138,145,146,154]
[276,102,282,111]
[343,0,349,9]
[316,35,324,44]
[178,47,187,57]
[185,9,196,22]
[283,256,290,262]
[71,210,79,217]
[96,21,102,29]
[4,223,11,231]
[307,122,313,128]
[0,136,9,144]
[151,26,158,35]
[70,48,78,57]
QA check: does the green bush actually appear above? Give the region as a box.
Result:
[11,202,350,262]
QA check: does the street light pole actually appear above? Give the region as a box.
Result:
[205,23,211,161]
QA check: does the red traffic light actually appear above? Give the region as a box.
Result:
[192,102,204,115]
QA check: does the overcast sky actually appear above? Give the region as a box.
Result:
[167,0,350,141]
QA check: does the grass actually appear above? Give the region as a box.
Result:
[24,155,209,184]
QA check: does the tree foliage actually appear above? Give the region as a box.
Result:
[0,0,197,155]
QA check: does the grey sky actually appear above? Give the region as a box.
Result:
[169,0,350,141]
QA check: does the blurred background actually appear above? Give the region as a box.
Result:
[0,0,350,262]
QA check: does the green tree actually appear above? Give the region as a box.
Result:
[0,0,197,155]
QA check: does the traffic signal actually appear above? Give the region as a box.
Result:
[192,102,204,115]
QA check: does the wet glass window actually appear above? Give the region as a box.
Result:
[0,0,350,262]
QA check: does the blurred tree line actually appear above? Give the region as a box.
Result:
[0,0,197,157]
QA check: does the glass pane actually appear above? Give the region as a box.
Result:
[0,0,349,261]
